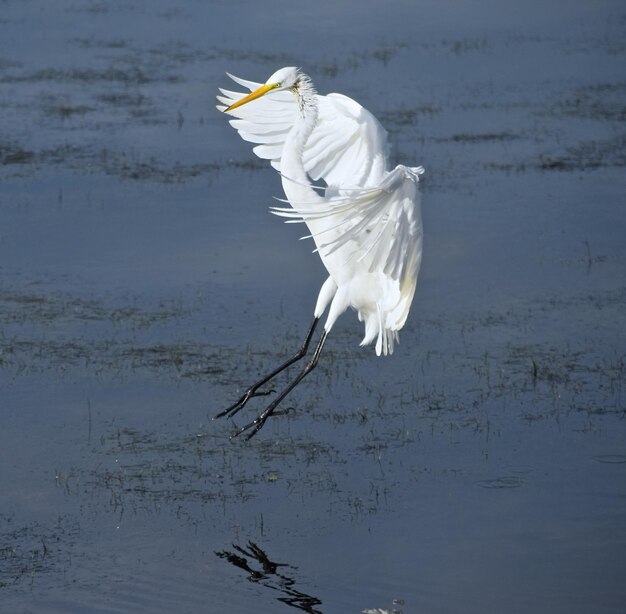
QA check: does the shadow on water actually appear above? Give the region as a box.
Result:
[217,542,324,614]
[216,542,406,614]
[215,542,404,614]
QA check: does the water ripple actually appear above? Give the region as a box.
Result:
[476,476,526,489]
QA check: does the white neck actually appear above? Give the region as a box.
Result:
[279,77,347,280]
[280,76,321,208]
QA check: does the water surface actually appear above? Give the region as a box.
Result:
[1,1,625,612]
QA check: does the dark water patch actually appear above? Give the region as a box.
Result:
[551,82,626,122]
[0,140,266,183]
[561,31,626,57]
[0,56,22,70]
[41,101,95,120]
[502,465,534,475]
[434,131,521,144]
[46,104,94,120]
[120,343,227,377]
[0,514,79,589]
[379,105,442,128]
[97,92,148,107]
[314,44,409,76]
[540,286,626,312]
[68,38,293,72]
[315,37,488,78]
[0,286,232,378]
[444,36,489,55]
[96,90,155,117]
[0,142,35,166]
[0,287,189,327]
[67,147,205,181]
[72,37,128,50]
[86,151,266,182]
[63,37,301,83]
[368,43,408,66]
[206,46,294,66]
[537,133,626,171]
[578,404,625,417]
[73,1,120,15]
[593,455,626,464]
[0,336,227,379]
[476,475,526,489]
[485,133,626,172]
[0,66,181,86]
[89,149,212,182]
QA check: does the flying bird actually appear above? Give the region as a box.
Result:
[215,67,424,439]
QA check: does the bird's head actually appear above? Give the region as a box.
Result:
[265,66,300,90]
[224,66,302,112]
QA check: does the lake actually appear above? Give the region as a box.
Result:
[1,1,625,612]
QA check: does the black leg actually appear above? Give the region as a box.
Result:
[214,316,320,421]
[234,329,329,440]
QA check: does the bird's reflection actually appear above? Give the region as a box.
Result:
[216,541,324,614]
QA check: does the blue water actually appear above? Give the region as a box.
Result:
[1,1,625,612]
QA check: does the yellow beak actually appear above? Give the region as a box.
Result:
[225,83,280,112]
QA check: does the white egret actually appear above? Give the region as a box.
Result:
[215,67,424,438]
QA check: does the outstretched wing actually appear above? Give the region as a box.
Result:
[271,165,424,330]
[306,93,389,188]
[217,73,297,171]
[216,73,390,188]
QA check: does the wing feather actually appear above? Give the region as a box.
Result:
[217,73,390,187]
[271,165,423,330]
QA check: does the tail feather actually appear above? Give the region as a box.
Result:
[359,304,400,356]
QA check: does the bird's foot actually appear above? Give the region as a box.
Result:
[214,387,275,420]
[231,400,282,441]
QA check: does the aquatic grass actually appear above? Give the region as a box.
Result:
[0,515,79,590]
[0,139,268,183]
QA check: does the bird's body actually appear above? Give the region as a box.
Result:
[215,67,424,437]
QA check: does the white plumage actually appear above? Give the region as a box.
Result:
[217,67,424,356]
[215,67,424,438]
